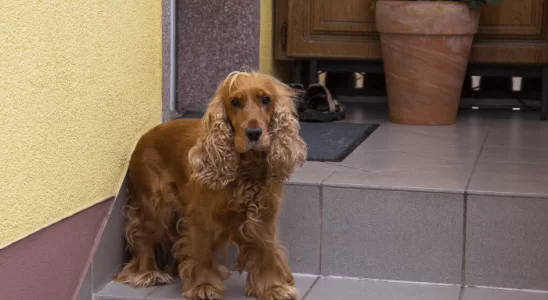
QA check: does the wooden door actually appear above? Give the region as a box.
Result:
[283,0,382,60]
[471,0,548,64]
[276,0,548,64]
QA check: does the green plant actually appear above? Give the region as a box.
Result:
[369,0,503,9]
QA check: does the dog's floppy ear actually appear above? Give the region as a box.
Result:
[188,84,239,190]
[267,78,307,180]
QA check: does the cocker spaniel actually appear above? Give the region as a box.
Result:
[115,71,307,300]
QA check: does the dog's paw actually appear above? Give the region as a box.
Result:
[258,285,298,300]
[183,284,225,300]
[115,270,174,288]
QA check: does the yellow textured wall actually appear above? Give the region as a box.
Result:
[0,1,161,248]
[260,0,290,80]
[260,0,274,75]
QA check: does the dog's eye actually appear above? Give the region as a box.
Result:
[261,96,271,105]
[230,99,240,107]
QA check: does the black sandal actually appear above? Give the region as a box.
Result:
[299,84,345,122]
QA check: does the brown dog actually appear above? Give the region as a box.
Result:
[114,71,307,300]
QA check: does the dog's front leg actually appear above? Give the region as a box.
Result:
[241,229,297,300]
[176,216,226,300]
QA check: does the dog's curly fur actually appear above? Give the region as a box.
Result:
[114,71,307,300]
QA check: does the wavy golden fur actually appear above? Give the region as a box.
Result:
[114,71,307,300]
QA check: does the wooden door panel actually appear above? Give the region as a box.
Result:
[286,0,381,59]
[473,0,548,63]
[477,0,546,39]
[311,0,376,35]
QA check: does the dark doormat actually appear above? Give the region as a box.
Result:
[299,122,378,162]
[179,112,378,162]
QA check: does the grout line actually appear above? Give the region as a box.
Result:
[384,127,454,140]
[322,275,460,287]
[91,263,94,298]
[324,160,467,174]
[386,149,464,164]
[459,285,465,300]
[460,194,468,289]
[144,286,159,299]
[320,170,339,184]
[472,160,548,167]
[460,128,490,288]
[364,164,466,173]
[301,276,321,300]
[465,127,490,192]
[479,145,548,151]
[318,186,323,275]
[317,170,339,275]
[467,284,548,294]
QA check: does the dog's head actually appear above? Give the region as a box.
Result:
[216,71,280,153]
[189,71,307,190]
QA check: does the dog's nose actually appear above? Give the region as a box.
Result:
[245,128,262,141]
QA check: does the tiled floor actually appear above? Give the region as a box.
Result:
[289,103,548,198]
[95,275,548,300]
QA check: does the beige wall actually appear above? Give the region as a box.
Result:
[0,1,162,248]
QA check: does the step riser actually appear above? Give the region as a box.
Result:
[282,185,463,283]
[280,183,548,291]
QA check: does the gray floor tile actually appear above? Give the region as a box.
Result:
[466,195,548,290]
[324,165,473,194]
[345,129,482,167]
[340,149,462,172]
[393,144,481,166]
[287,161,346,186]
[304,277,460,300]
[93,176,128,291]
[321,188,464,283]
[358,126,486,152]
[355,126,444,151]
[385,122,489,142]
[479,146,548,165]
[279,185,321,274]
[485,129,548,149]
[468,161,548,198]
[146,273,317,300]
[462,287,548,300]
[336,123,485,174]
[489,119,548,132]
[94,281,157,300]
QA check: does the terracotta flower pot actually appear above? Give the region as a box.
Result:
[375,1,480,125]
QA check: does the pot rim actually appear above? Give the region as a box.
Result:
[375,1,481,35]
